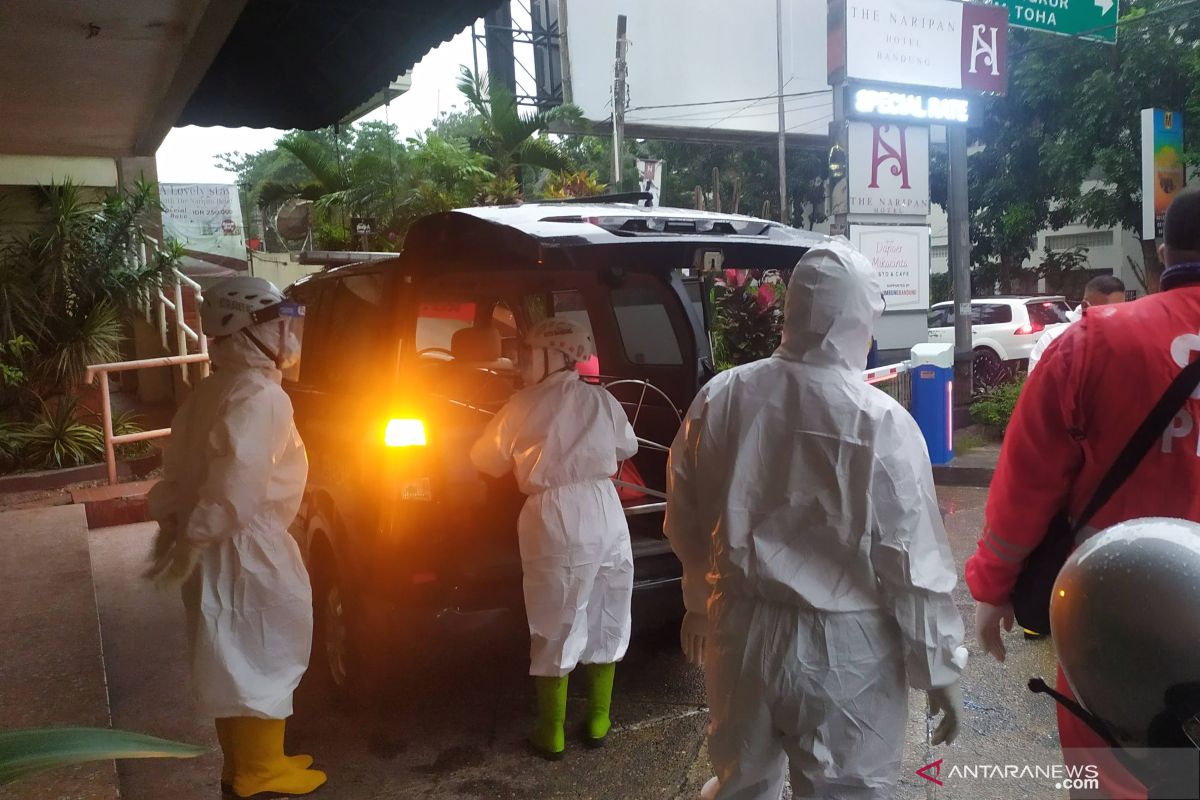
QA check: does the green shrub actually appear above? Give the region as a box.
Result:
[971,376,1025,435]
[21,398,104,469]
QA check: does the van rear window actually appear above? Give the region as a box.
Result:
[416,301,476,353]
[611,286,683,365]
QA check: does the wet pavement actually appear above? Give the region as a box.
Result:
[85,485,1065,800]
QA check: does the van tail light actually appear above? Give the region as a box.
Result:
[385,418,427,447]
[1014,322,1045,336]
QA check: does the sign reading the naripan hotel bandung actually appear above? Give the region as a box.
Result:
[160,183,247,270]
[828,0,1009,95]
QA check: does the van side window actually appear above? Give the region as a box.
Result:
[314,273,385,388]
[611,284,683,365]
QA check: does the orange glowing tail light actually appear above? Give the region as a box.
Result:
[384,418,427,447]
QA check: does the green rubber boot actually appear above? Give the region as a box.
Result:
[530,675,568,760]
[583,662,617,747]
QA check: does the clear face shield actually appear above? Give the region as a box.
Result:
[245,300,304,370]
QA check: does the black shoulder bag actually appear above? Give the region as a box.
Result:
[1011,355,1200,634]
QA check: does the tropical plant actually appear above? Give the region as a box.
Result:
[456,66,577,182]
[543,170,607,199]
[709,270,787,370]
[0,727,204,786]
[0,421,26,473]
[0,180,178,392]
[21,398,104,469]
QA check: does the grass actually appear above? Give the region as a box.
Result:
[954,431,990,456]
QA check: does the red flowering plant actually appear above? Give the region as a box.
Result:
[709,269,787,370]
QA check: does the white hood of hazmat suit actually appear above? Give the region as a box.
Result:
[470,369,638,677]
[665,240,964,799]
[148,323,312,718]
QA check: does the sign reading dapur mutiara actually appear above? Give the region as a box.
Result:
[829,0,1008,95]
[848,122,930,220]
[851,224,931,311]
[160,183,247,270]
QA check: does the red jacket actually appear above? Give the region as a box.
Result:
[965,286,1200,605]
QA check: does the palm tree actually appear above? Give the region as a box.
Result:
[455,67,578,183]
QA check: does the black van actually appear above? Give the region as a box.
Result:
[283,200,826,696]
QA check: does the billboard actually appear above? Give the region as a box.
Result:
[851,224,931,311]
[160,183,247,271]
[1141,109,1185,240]
[829,0,1008,95]
[560,0,832,140]
[636,158,664,207]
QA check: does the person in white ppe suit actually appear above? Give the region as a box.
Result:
[1026,275,1126,374]
[146,276,325,798]
[665,240,967,800]
[470,317,638,759]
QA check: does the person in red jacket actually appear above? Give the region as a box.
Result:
[966,185,1200,799]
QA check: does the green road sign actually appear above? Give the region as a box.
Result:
[999,0,1117,43]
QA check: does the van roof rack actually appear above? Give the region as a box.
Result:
[535,192,654,207]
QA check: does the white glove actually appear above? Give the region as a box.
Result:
[699,776,720,800]
[680,610,708,667]
[144,522,201,589]
[974,601,1015,663]
[928,682,964,746]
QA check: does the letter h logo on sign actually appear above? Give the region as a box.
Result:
[869,125,910,190]
[848,122,930,217]
[960,3,1007,93]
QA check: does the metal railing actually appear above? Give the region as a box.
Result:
[85,354,211,485]
[87,243,213,485]
[142,262,209,385]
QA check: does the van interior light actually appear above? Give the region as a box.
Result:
[385,418,427,447]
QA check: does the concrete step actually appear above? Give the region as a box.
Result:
[71,479,159,529]
[0,504,120,799]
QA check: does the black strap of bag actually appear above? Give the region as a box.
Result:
[1011,353,1200,634]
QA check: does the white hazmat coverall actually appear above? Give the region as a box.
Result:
[665,241,965,799]
[471,369,639,677]
[148,325,311,719]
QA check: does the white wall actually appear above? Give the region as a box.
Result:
[0,154,117,187]
[249,252,324,290]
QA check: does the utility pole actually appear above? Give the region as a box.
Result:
[947,125,973,419]
[612,15,628,192]
[775,0,787,224]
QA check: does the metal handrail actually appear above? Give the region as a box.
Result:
[85,353,210,485]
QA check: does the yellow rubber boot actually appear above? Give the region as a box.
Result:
[228,717,326,798]
[216,719,314,791]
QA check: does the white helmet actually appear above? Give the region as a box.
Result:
[1051,517,1200,750]
[524,317,594,363]
[201,276,285,337]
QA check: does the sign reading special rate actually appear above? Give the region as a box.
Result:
[850,225,931,312]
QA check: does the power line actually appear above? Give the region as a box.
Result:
[630,95,832,124]
[626,88,830,113]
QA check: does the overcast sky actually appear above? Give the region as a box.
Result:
[155,26,480,184]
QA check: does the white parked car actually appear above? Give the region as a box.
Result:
[927,296,1073,374]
